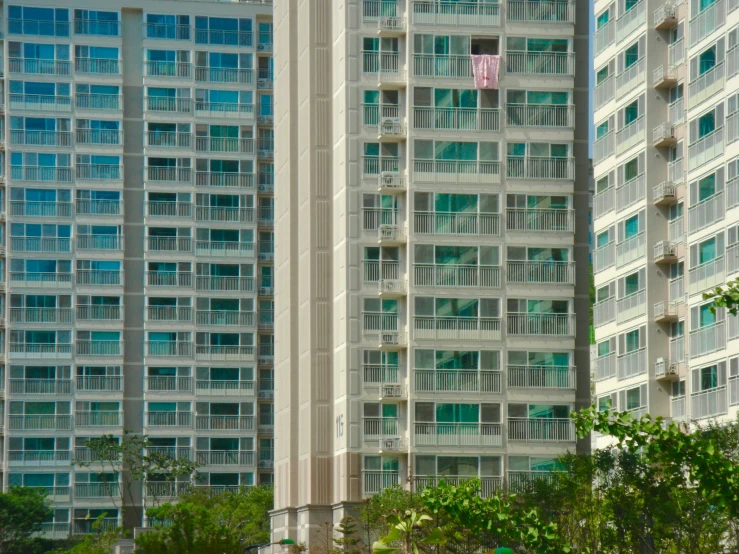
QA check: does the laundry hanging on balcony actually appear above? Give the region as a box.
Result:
[471,55,500,89]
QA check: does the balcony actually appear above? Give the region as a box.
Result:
[77,376,123,392]
[195,28,252,46]
[506,51,574,76]
[506,261,575,285]
[593,131,614,164]
[669,39,685,71]
[594,353,616,381]
[413,160,500,184]
[197,451,254,466]
[77,270,123,287]
[653,182,677,206]
[688,64,724,110]
[146,236,192,254]
[689,321,726,358]
[11,237,71,253]
[195,345,255,362]
[144,61,193,79]
[691,387,727,419]
[11,166,73,183]
[615,116,645,154]
[615,232,646,267]
[615,59,645,98]
[689,0,725,47]
[77,235,123,251]
[196,276,254,293]
[508,0,574,21]
[364,471,401,496]
[412,54,470,79]
[195,67,253,85]
[594,21,615,56]
[195,415,255,431]
[145,411,193,427]
[196,137,254,155]
[145,97,193,114]
[507,418,575,442]
[654,300,679,323]
[593,297,615,327]
[77,340,123,357]
[77,94,122,111]
[689,192,724,233]
[9,379,72,395]
[76,164,122,181]
[145,341,193,357]
[147,132,193,150]
[77,199,122,216]
[505,209,574,232]
[594,76,615,111]
[8,415,72,431]
[195,207,253,223]
[75,18,121,36]
[507,365,576,389]
[652,65,678,89]
[9,58,72,76]
[507,104,574,128]
[196,102,255,119]
[10,130,73,147]
[75,411,122,427]
[147,201,193,218]
[653,123,676,148]
[414,423,502,447]
[75,58,121,75]
[616,290,646,323]
[669,156,684,185]
[77,305,122,321]
[362,417,399,440]
[506,313,575,336]
[9,272,73,289]
[76,129,123,147]
[617,348,647,380]
[146,166,192,183]
[9,308,74,324]
[616,1,646,42]
[196,172,254,189]
[688,257,724,295]
[654,240,678,264]
[414,369,502,394]
[506,157,575,180]
[75,483,121,499]
[145,375,193,392]
[411,1,501,26]
[196,379,255,396]
[413,212,499,236]
[413,264,500,288]
[729,244,739,277]
[196,311,254,326]
[146,306,192,322]
[593,241,615,273]
[413,107,500,132]
[668,216,684,243]
[195,241,254,258]
[145,482,191,499]
[594,186,615,218]
[413,316,502,341]
[7,450,71,467]
[9,94,72,112]
[146,271,193,288]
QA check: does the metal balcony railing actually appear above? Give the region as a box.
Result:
[10,272,73,288]
[615,232,646,267]
[507,418,575,442]
[505,208,574,232]
[9,308,74,324]
[76,164,122,181]
[616,290,646,323]
[75,58,121,74]
[77,340,122,356]
[615,0,646,42]
[688,257,724,295]
[594,75,615,110]
[75,411,122,426]
[594,353,616,381]
[145,97,192,113]
[194,345,255,361]
[689,321,726,358]
[507,0,574,21]
[415,423,503,447]
[8,415,72,431]
[413,369,502,393]
[195,206,253,222]
[195,29,252,47]
[413,160,500,184]
[413,316,502,341]
[593,131,614,164]
[75,483,120,498]
[195,172,254,189]
[146,272,193,288]
[594,186,615,218]
[11,166,73,182]
[615,116,645,154]
[593,241,615,273]
[146,306,192,322]
[506,51,575,75]
[688,63,724,110]
[76,129,123,146]
[195,67,253,85]
[194,241,255,258]
[77,376,122,392]
[11,237,71,253]
[7,450,71,466]
[593,298,616,327]
[146,376,193,392]
[196,311,254,326]
[195,276,254,292]
[77,235,123,250]
[507,366,576,389]
[689,0,725,46]
[144,61,192,79]
[615,58,645,97]
[691,386,727,418]
[77,270,123,286]
[147,201,193,218]
[9,94,72,112]
[413,107,500,131]
[411,0,501,26]
[77,94,122,110]
[10,130,73,147]
[506,157,575,180]
[413,264,500,288]
[594,20,615,56]
[507,104,574,128]
[412,53,470,78]
[363,471,401,495]
[195,415,255,431]
[75,18,121,36]
[688,192,724,233]
[76,199,122,216]
[506,261,575,284]
[146,341,193,357]
[506,313,575,336]
[617,349,647,380]
[9,379,72,395]
[145,411,193,427]
[9,58,72,76]
[76,305,122,321]
[412,212,499,236]
[196,450,254,466]
[196,380,255,395]
[146,236,192,253]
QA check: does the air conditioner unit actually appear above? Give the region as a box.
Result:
[380,438,399,450]
[257,78,269,89]
[382,384,403,398]
[257,115,271,125]
[667,363,679,375]
[258,357,273,366]
[380,172,396,185]
[380,117,401,134]
[257,44,267,52]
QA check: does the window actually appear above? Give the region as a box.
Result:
[698,46,716,75]
[698,110,716,139]
[623,100,638,125]
[624,43,639,68]
[624,214,639,239]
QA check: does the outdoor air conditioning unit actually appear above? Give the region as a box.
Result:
[257,44,267,51]
[666,363,679,376]
[257,78,269,89]
[380,117,401,134]
[380,438,399,451]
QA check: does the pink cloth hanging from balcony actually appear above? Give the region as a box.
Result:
[471,55,500,89]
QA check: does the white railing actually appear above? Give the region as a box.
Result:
[594,76,615,111]
[413,264,501,288]
[506,105,574,128]
[363,417,399,438]
[144,61,192,79]
[507,418,575,442]
[413,160,500,184]
[412,212,499,236]
[616,174,645,211]
[594,186,615,218]
[691,386,727,418]
[9,308,74,324]
[615,116,645,154]
[412,316,502,341]
[414,423,503,447]
[594,241,616,273]
[196,380,255,395]
[75,411,122,426]
[670,276,685,302]
[507,156,575,180]
[616,0,646,42]
[616,232,646,267]
[594,298,616,327]
[654,240,677,260]
[670,334,685,362]
[593,131,615,164]
[505,209,575,232]
[507,366,577,389]
[7,450,70,466]
[9,379,72,395]
[10,130,73,147]
[615,58,645,98]
[653,122,675,144]
[668,98,684,126]
[195,67,253,85]
[594,21,615,56]
[145,411,193,427]
[654,3,677,27]
[9,94,72,112]
[412,53,472,79]
[195,276,254,292]
[689,0,725,47]
[506,313,575,336]
[77,376,123,391]
[363,52,401,75]
[689,321,726,358]
[195,415,255,431]
[669,38,685,69]
[688,257,724,295]
[728,244,739,276]
[688,63,724,110]
[669,156,684,184]
[594,353,616,381]
[731,377,739,406]
[413,369,502,393]
[616,290,646,323]
[507,0,574,21]
[413,107,501,131]
[653,182,677,204]
[506,51,575,76]
[77,94,121,110]
[411,0,501,26]
[363,471,401,495]
[689,192,724,233]
[617,348,647,380]
[75,58,121,74]
[506,261,575,284]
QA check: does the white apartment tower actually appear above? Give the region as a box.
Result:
[593,0,739,440]
[273,0,591,546]
[0,0,275,536]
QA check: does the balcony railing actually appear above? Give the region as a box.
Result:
[147,132,193,149]
[593,241,615,273]
[8,415,73,431]
[594,21,615,56]
[146,376,192,392]
[689,321,726,358]
[688,192,724,233]
[196,137,254,154]
[413,316,502,341]
[506,313,575,336]
[412,212,499,236]
[77,235,123,250]
[594,186,615,218]
[594,353,616,381]
[413,107,500,131]
[196,102,255,118]
[144,61,192,79]
[195,29,252,47]
[11,237,71,253]
[76,164,122,181]
[77,376,122,392]
[196,380,255,395]
[194,345,255,361]
[594,298,615,327]
[77,340,123,357]
[196,450,254,466]
[507,0,574,21]
[413,160,500,184]
[147,201,193,218]
[413,264,500,288]
[594,76,615,110]
[195,276,254,292]
[688,63,724,110]
[195,206,253,223]
[77,270,123,286]
[506,261,574,284]
[7,450,71,466]
[362,417,399,438]
[146,166,192,183]
[414,423,503,447]
[76,129,123,146]
[10,272,73,288]
[10,130,73,147]
[506,157,575,180]
[77,305,122,321]
[364,471,401,495]
[145,411,193,427]
[691,386,727,419]
[617,348,647,380]
[689,0,725,46]
[507,418,575,442]
[75,58,121,75]
[196,172,254,189]
[668,215,683,242]
[145,341,193,357]
[11,166,73,182]
[75,18,121,36]
[75,411,122,426]
[75,483,120,498]
[9,94,72,112]
[615,0,646,42]
[668,97,684,125]
[145,96,193,113]
[615,58,645,98]
[9,379,72,395]
[146,272,193,288]
[616,290,646,323]
[688,257,724,295]
[196,311,254,326]
[593,131,614,164]
[195,67,253,85]
[76,199,122,216]
[9,58,72,76]
[507,104,574,128]
[506,51,574,75]
[505,209,574,232]
[412,53,470,78]
[195,415,255,431]
[9,308,74,324]
[414,369,502,393]
[507,366,576,389]
[615,232,646,267]
[146,236,192,253]
[77,94,122,111]
[615,116,645,154]
[146,306,192,322]
[195,241,255,258]
[411,1,501,26]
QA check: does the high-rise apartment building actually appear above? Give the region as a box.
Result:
[272,0,591,546]
[0,0,274,536]
[592,0,738,442]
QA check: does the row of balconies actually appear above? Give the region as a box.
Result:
[9,58,122,77]
[142,62,273,88]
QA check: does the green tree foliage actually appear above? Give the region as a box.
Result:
[0,487,52,554]
[703,280,739,315]
[52,516,126,554]
[332,517,362,554]
[372,510,445,554]
[135,485,273,554]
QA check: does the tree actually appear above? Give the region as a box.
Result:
[52,516,126,554]
[76,432,201,525]
[0,487,52,554]
[359,486,424,549]
[372,510,444,554]
[332,517,362,554]
[135,486,273,554]
[703,280,739,314]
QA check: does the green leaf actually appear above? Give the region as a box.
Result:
[372,540,399,554]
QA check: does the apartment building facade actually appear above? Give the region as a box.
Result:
[0,0,275,536]
[272,0,591,546]
[592,0,739,442]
